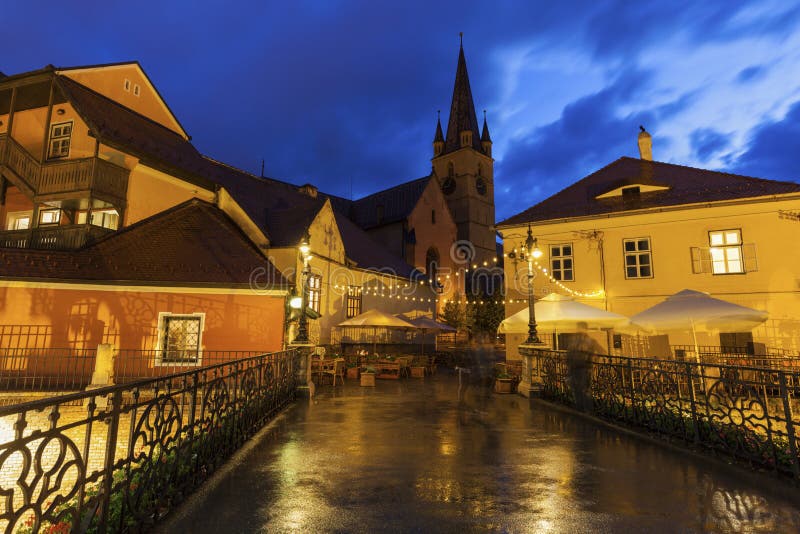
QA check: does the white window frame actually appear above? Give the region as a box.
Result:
[38,209,61,226]
[623,237,654,279]
[154,312,205,366]
[48,120,73,159]
[709,229,743,274]
[550,244,574,281]
[308,274,322,313]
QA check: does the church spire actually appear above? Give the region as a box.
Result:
[433,110,444,157]
[443,36,482,154]
[481,110,491,142]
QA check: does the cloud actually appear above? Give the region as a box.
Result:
[736,65,768,84]
[731,100,800,181]
[495,68,695,219]
[690,128,732,162]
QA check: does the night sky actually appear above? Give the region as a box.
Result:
[3,1,800,221]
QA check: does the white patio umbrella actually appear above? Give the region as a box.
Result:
[628,289,768,357]
[498,293,630,336]
[337,309,417,354]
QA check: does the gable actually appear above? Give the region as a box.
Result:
[57,63,187,139]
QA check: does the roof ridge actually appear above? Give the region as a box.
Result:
[353,175,431,203]
[620,156,800,186]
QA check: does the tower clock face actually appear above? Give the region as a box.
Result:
[476,177,487,196]
[442,177,456,195]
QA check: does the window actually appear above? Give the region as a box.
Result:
[447,162,455,177]
[709,229,743,274]
[308,274,322,313]
[133,84,141,96]
[6,211,32,230]
[346,286,362,318]
[124,79,131,92]
[48,121,72,159]
[38,209,61,226]
[431,209,436,225]
[550,244,574,281]
[476,177,487,196]
[157,313,204,365]
[77,209,119,230]
[623,238,653,278]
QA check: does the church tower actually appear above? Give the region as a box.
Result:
[432,39,496,280]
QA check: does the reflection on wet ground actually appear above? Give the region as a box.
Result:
[161,374,800,533]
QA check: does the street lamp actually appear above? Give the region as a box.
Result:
[293,231,312,345]
[509,225,543,345]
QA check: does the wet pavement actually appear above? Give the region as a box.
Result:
[161,373,800,533]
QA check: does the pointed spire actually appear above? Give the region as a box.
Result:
[443,35,482,154]
[481,110,491,142]
[434,110,444,142]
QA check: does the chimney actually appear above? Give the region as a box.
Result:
[638,126,652,161]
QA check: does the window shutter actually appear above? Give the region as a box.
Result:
[690,247,712,273]
[743,243,758,272]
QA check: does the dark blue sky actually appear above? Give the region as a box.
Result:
[3,1,800,220]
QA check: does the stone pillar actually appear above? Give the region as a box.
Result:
[517,343,545,398]
[85,344,116,408]
[290,344,315,398]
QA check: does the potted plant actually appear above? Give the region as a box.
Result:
[346,362,360,380]
[494,371,514,394]
[360,366,376,387]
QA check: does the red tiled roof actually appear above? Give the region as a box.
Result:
[0,200,288,288]
[498,157,800,226]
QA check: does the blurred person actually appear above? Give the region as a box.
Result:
[565,322,605,412]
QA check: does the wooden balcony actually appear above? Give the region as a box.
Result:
[0,134,129,205]
[0,224,113,250]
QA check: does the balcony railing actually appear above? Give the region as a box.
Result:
[0,224,113,250]
[0,133,129,202]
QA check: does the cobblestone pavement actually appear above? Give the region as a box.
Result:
[161,373,800,533]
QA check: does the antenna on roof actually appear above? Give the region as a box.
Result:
[639,125,646,132]
[260,158,265,178]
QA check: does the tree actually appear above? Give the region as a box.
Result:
[470,293,504,339]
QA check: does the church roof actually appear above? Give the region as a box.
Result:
[498,157,800,226]
[444,44,483,154]
[346,176,432,229]
[434,116,444,143]
[481,116,492,143]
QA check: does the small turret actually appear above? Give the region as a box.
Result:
[433,111,444,157]
[481,110,492,157]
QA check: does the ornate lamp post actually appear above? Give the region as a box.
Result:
[293,231,312,345]
[509,224,543,345]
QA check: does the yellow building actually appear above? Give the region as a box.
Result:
[498,130,800,359]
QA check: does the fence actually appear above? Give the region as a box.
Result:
[529,349,800,480]
[0,348,270,392]
[0,348,297,533]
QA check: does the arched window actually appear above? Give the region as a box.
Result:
[447,162,455,177]
[426,247,440,287]
[477,163,483,177]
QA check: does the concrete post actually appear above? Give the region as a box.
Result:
[517,343,545,398]
[85,343,116,408]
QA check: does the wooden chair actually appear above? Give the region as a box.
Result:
[323,358,346,386]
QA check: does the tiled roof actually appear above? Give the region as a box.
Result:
[0,200,288,287]
[333,212,416,278]
[499,157,800,226]
[347,176,431,229]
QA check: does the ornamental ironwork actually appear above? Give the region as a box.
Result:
[529,349,800,480]
[0,349,297,533]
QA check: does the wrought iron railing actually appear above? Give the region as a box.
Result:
[113,350,266,384]
[530,349,800,480]
[0,348,97,391]
[0,348,297,533]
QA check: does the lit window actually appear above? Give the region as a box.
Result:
[623,238,653,279]
[550,244,574,281]
[39,209,61,225]
[157,313,204,365]
[124,79,131,92]
[76,209,119,230]
[709,229,743,274]
[346,286,362,318]
[7,211,32,230]
[308,274,322,313]
[133,84,141,96]
[48,121,72,159]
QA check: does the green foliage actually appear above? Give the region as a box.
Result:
[470,293,505,337]
[441,299,472,333]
